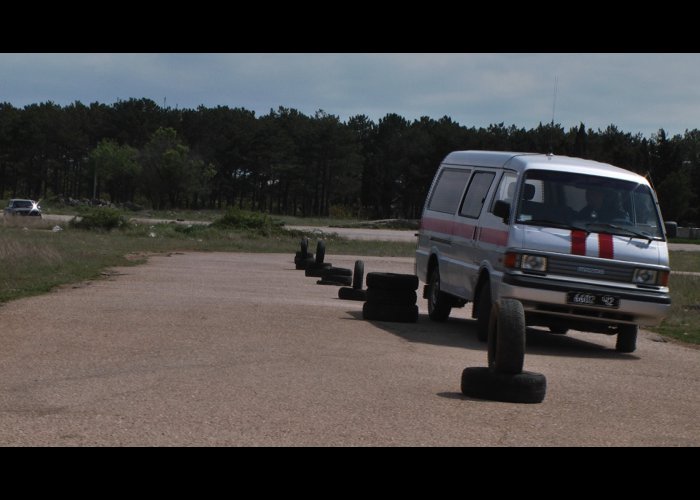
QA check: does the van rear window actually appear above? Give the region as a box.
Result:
[460,172,496,218]
[427,168,471,214]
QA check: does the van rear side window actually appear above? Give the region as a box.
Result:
[459,172,496,218]
[427,168,471,214]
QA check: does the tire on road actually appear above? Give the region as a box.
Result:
[295,256,315,270]
[317,277,352,286]
[362,302,419,323]
[365,272,419,292]
[487,299,526,374]
[315,240,326,264]
[365,288,417,306]
[305,262,332,277]
[460,367,547,404]
[338,287,367,301]
[323,267,352,277]
[353,260,365,290]
[616,324,638,353]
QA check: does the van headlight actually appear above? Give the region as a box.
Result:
[521,254,548,272]
[505,252,547,272]
[633,269,669,286]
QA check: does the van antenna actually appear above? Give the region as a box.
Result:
[548,75,558,155]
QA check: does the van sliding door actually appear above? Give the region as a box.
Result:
[420,167,471,291]
[452,171,497,299]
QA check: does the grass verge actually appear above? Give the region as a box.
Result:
[650,272,700,346]
[0,214,415,305]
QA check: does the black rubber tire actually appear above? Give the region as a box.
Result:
[338,287,367,301]
[476,282,492,342]
[365,272,419,291]
[362,302,419,323]
[300,237,309,258]
[317,277,352,286]
[353,260,365,290]
[616,324,638,353]
[427,266,452,322]
[295,256,315,270]
[365,288,417,306]
[323,267,352,277]
[549,326,569,335]
[294,252,314,263]
[315,240,326,264]
[305,263,332,277]
[460,367,546,404]
[487,299,526,374]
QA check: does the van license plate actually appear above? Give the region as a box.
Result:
[566,292,619,308]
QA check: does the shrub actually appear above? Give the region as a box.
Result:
[70,207,129,231]
[210,208,284,235]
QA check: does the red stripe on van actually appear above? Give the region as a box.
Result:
[479,227,509,246]
[598,233,614,259]
[452,221,477,240]
[421,217,453,234]
[571,230,587,256]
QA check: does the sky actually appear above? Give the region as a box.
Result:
[0,53,698,138]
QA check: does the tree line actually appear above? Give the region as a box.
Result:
[1,98,698,223]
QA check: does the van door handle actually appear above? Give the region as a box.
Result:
[430,236,452,245]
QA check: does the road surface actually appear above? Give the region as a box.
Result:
[0,252,697,446]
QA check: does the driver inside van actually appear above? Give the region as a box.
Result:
[577,188,629,223]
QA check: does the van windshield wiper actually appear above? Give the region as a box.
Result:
[520,219,590,235]
[586,222,654,242]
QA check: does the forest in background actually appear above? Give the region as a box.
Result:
[1,98,698,223]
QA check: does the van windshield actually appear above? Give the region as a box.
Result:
[514,170,665,240]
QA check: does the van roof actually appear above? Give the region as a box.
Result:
[442,150,647,184]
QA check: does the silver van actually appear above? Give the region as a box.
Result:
[415,151,671,362]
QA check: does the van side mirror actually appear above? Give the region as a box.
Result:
[493,200,511,223]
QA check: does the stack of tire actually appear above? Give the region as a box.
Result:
[318,266,352,286]
[294,237,315,270]
[362,272,419,323]
[305,240,332,277]
[338,260,366,301]
[461,298,547,404]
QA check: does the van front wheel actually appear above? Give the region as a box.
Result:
[427,267,452,321]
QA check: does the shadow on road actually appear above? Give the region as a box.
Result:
[345,310,484,351]
[345,310,639,361]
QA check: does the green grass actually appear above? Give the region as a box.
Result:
[669,250,700,272]
[651,273,700,346]
[0,216,415,305]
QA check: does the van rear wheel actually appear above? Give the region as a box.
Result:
[427,266,451,321]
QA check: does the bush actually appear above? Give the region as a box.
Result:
[70,207,129,231]
[210,208,284,235]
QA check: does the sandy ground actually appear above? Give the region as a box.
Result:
[0,251,698,446]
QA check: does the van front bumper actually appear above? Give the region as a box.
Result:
[499,273,670,327]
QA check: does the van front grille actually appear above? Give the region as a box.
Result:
[546,257,634,283]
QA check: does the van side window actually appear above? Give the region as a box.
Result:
[459,172,496,218]
[427,168,472,214]
[490,171,518,210]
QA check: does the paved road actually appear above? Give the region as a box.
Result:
[1,252,697,446]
